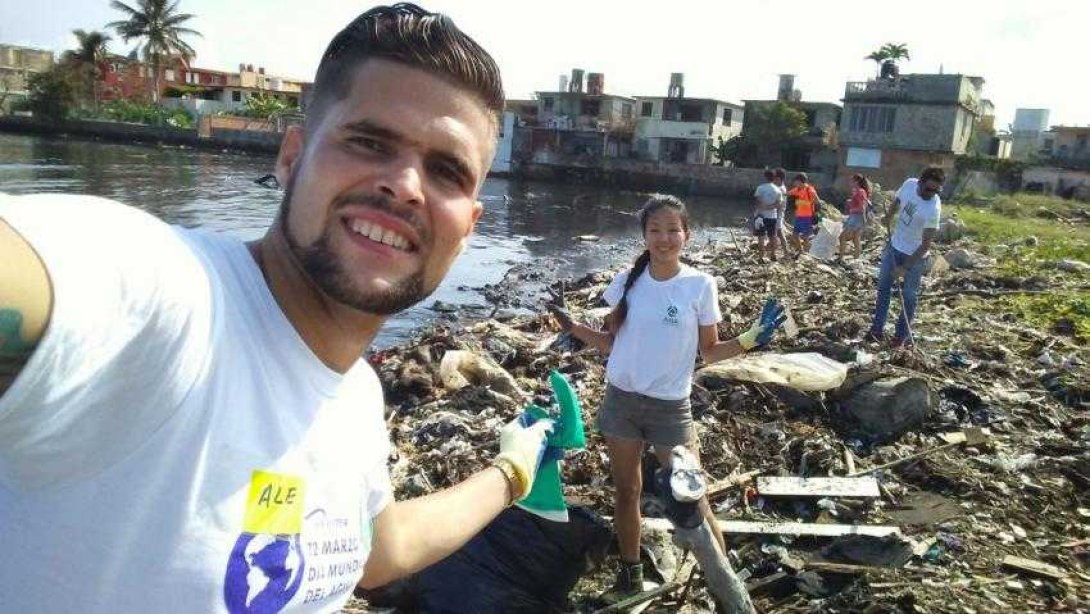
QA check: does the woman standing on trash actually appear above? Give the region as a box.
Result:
[548,195,785,602]
[838,174,871,260]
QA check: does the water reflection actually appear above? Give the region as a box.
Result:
[0,133,751,346]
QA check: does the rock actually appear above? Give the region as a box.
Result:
[430,300,459,313]
[841,377,933,443]
[1057,259,1090,272]
[937,216,967,243]
[1023,235,1039,247]
[944,248,977,270]
[927,253,950,277]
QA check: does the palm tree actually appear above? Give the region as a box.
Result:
[66,29,111,108]
[107,0,200,103]
[864,50,889,78]
[880,43,910,65]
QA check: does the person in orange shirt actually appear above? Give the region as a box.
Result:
[787,173,822,254]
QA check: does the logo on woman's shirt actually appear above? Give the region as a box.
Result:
[664,304,680,325]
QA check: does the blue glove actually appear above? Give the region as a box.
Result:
[738,297,787,350]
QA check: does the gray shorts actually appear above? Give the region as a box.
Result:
[596,384,694,447]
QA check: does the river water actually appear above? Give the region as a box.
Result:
[0,133,752,346]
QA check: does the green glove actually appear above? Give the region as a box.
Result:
[494,416,553,501]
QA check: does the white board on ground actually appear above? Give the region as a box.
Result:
[716,520,900,538]
[757,476,880,498]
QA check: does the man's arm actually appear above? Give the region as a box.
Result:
[882,197,901,235]
[360,466,511,589]
[905,228,936,268]
[0,218,52,396]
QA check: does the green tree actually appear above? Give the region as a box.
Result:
[880,43,911,64]
[240,90,292,120]
[864,50,889,78]
[27,67,79,123]
[724,103,807,167]
[62,29,111,109]
[107,0,201,103]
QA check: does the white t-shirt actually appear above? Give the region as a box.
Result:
[0,194,392,613]
[603,264,722,400]
[891,178,942,256]
[754,182,783,218]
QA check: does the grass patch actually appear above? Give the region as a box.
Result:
[1002,292,1090,342]
[944,194,1090,340]
[947,193,1090,271]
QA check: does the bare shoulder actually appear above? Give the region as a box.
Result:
[0,217,53,395]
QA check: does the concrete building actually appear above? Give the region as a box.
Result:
[837,73,985,189]
[489,111,516,174]
[973,99,1012,159]
[633,74,743,164]
[1042,125,1090,163]
[98,55,308,115]
[1010,108,1050,160]
[0,44,54,112]
[740,76,841,173]
[519,69,637,161]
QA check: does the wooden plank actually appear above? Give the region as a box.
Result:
[717,519,900,538]
[1000,555,1067,580]
[757,476,880,498]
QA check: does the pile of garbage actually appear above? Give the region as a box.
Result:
[349,205,1089,613]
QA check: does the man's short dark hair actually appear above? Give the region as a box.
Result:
[772,168,786,180]
[794,172,809,184]
[919,166,946,185]
[307,3,504,131]
[763,169,775,181]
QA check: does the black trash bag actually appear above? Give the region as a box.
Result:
[361,505,611,613]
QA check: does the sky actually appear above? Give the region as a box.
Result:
[3,0,1085,129]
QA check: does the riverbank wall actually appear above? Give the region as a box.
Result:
[513,158,835,199]
[0,115,283,154]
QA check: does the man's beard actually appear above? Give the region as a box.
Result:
[279,171,433,315]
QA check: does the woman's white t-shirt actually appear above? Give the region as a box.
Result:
[603,264,722,401]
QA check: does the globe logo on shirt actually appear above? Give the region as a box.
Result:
[223,532,306,614]
[664,304,680,325]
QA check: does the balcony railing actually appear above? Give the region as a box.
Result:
[844,80,909,100]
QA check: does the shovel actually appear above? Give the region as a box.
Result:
[851,427,988,477]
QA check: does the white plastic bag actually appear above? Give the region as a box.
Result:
[696,352,848,392]
[808,218,843,261]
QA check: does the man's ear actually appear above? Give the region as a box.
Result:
[274,125,304,186]
[457,201,485,254]
[469,200,484,229]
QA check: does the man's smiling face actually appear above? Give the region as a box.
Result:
[276,58,494,315]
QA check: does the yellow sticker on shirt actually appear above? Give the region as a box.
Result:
[243,470,305,535]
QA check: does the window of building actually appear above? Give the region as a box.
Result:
[621,103,633,120]
[542,96,554,112]
[848,105,895,133]
[679,104,702,122]
[722,108,733,126]
[165,69,175,82]
[232,90,242,102]
[641,102,653,117]
[846,147,882,168]
[581,99,601,117]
